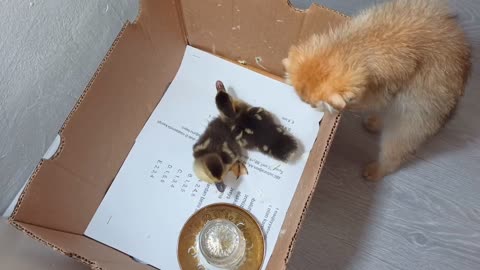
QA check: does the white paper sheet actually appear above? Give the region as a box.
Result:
[85,46,324,270]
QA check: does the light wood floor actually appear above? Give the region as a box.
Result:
[288,0,480,269]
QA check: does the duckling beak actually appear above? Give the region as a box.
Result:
[215,181,226,192]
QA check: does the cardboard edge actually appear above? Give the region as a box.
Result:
[8,160,45,221]
[8,220,102,270]
[9,22,130,222]
[286,0,350,18]
[57,22,130,135]
[128,0,190,47]
[133,0,188,45]
[130,0,143,24]
[284,113,342,265]
[174,0,189,45]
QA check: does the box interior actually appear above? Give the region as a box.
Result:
[9,0,346,269]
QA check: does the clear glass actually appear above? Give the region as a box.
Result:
[198,219,246,268]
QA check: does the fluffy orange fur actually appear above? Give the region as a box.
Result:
[283,0,472,180]
[283,42,369,111]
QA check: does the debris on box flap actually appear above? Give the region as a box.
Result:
[255,56,267,70]
[237,59,247,65]
[182,0,348,77]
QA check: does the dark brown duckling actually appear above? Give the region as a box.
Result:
[215,80,298,162]
[192,80,298,192]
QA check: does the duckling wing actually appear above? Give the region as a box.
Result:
[194,118,244,164]
[236,107,298,162]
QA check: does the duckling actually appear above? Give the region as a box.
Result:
[193,80,298,192]
[193,116,247,193]
[215,80,298,162]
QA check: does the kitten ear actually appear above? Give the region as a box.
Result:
[282,58,290,69]
[284,45,302,65]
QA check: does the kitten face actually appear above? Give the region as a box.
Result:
[282,44,367,113]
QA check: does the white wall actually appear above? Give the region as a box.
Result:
[0,0,139,213]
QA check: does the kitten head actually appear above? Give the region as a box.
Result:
[282,39,368,113]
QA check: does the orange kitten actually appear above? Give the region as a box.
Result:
[282,0,472,181]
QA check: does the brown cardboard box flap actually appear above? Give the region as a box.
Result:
[181,0,346,76]
[12,221,150,270]
[265,113,341,269]
[10,0,347,269]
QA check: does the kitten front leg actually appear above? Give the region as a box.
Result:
[363,108,438,181]
[363,144,405,181]
[363,134,410,181]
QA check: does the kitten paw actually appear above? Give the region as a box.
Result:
[362,162,384,181]
[362,115,382,133]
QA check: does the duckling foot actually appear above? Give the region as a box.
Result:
[230,161,248,179]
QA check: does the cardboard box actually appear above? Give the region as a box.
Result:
[8,0,346,269]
